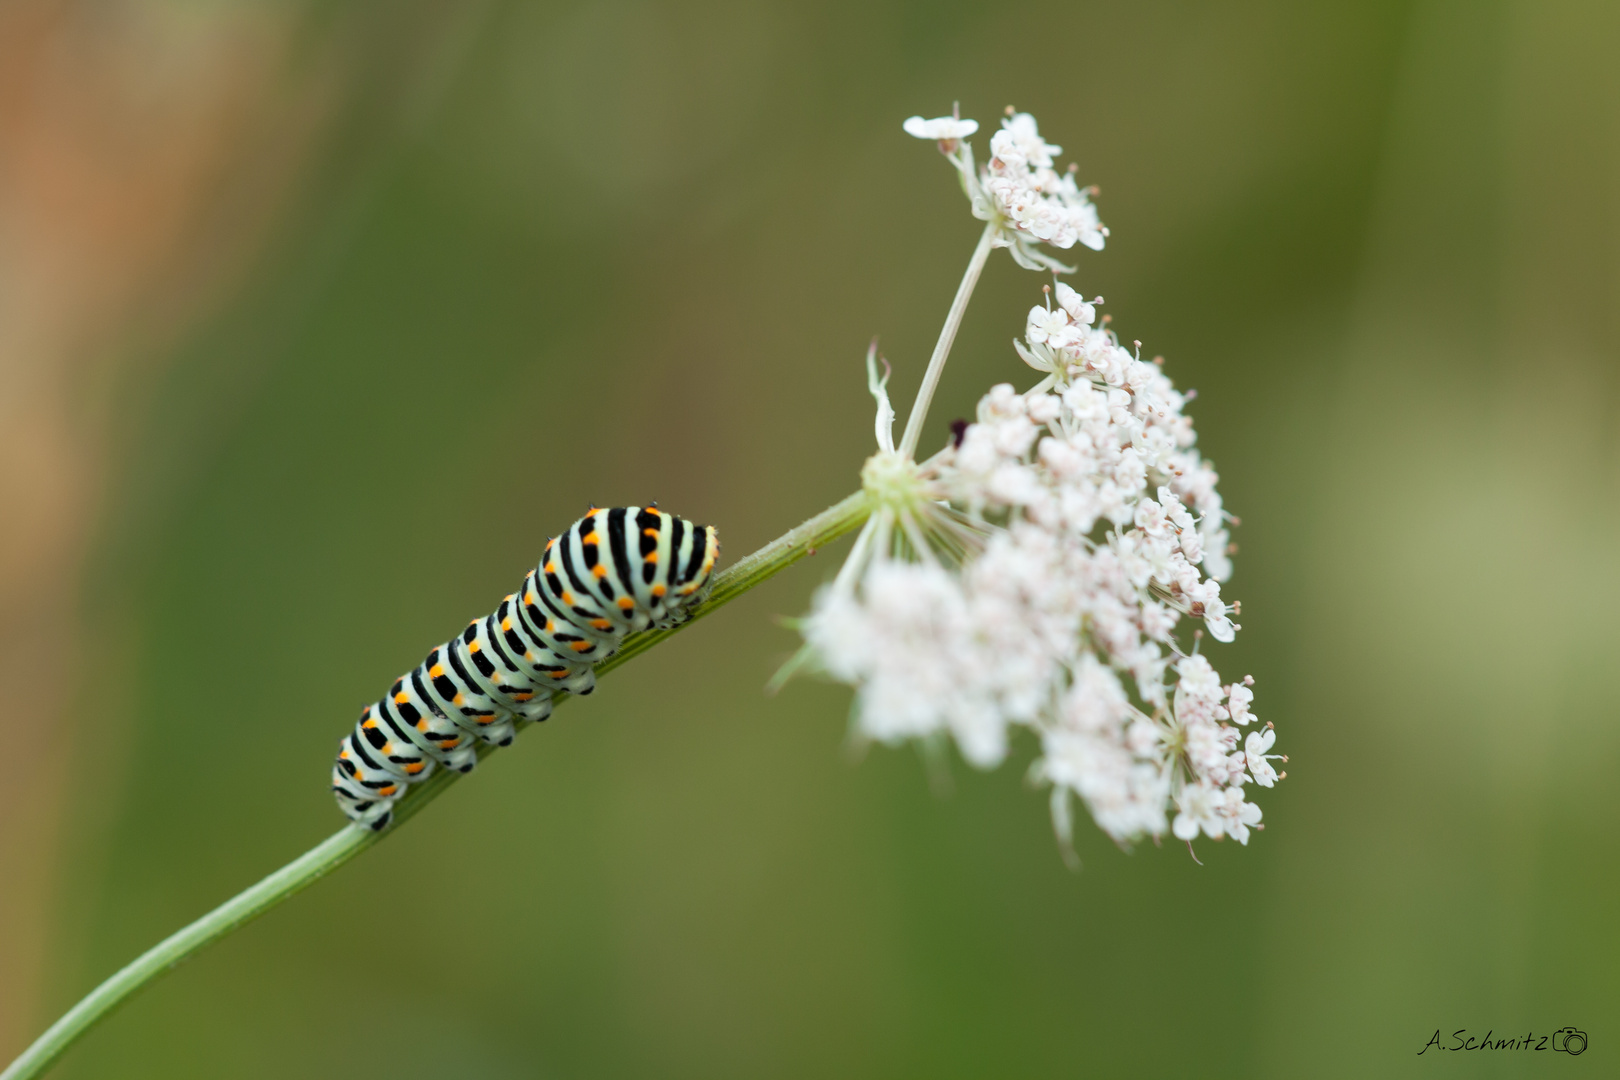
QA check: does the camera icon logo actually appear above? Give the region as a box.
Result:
[1551,1027,1587,1055]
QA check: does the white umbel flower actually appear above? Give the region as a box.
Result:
[909,105,1110,273]
[793,107,1279,863]
[801,284,1271,857]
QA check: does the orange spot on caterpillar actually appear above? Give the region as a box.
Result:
[405,762,425,774]
[592,565,608,578]
[469,641,481,653]
[644,551,658,563]
[651,584,666,598]
[643,527,660,537]
[617,597,635,610]
[430,664,445,678]
[582,532,599,545]
[569,641,593,653]
[591,618,612,630]
[380,786,397,796]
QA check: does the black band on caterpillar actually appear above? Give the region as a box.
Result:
[331,507,720,830]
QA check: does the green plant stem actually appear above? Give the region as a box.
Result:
[2,490,872,1080]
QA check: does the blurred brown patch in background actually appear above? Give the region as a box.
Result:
[0,0,324,1046]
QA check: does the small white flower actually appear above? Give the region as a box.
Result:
[1244,727,1285,788]
[1182,580,1236,643]
[993,112,1058,168]
[1218,789,1264,844]
[1227,680,1255,725]
[1026,304,1072,346]
[1172,782,1224,841]
[1175,655,1222,701]
[1053,283,1096,325]
[902,115,979,141]
[1203,613,1235,644]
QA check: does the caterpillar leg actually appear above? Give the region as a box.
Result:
[480,694,551,746]
[332,760,397,828]
[569,669,597,695]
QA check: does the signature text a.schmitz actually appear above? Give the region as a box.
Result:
[1419,1028,1588,1056]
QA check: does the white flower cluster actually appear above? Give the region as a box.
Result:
[803,281,1282,854]
[905,108,1108,271]
[798,107,1280,860]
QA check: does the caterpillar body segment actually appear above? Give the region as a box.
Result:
[332,507,720,829]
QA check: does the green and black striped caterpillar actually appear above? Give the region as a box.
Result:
[332,506,720,829]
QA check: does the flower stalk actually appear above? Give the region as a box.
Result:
[897,219,999,458]
[0,490,872,1080]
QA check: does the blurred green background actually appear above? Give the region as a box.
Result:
[4,0,1617,1076]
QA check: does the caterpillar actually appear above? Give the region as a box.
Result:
[331,506,720,830]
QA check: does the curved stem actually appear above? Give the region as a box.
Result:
[896,220,998,458]
[2,490,872,1080]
